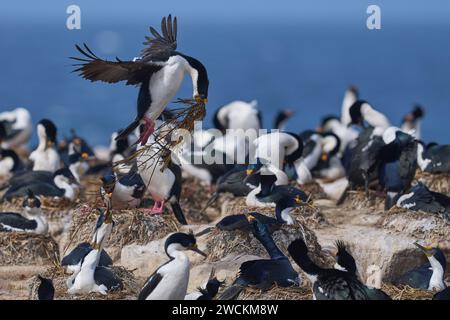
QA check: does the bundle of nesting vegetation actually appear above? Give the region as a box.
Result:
[65,204,180,257]
[381,283,434,300]
[234,284,313,300]
[180,176,231,224]
[205,220,334,268]
[0,232,59,266]
[28,265,139,300]
[414,171,450,194]
[121,99,206,170]
[341,189,384,211]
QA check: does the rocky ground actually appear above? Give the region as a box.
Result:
[0,174,449,300]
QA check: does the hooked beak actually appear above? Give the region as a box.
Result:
[190,244,207,258]
[414,242,434,257]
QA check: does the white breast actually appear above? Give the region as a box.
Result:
[0,157,14,177]
[146,255,190,300]
[137,146,175,201]
[146,56,187,120]
[30,148,61,172]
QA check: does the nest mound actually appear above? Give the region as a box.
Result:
[222,197,326,228]
[0,232,59,266]
[415,171,450,194]
[381,283,434,300]
[0,197,77,220]
[381,207,450,247]
[341,190,384,211]
[298,181,327,200]
[236,284,313,300]
[28,266,139,300]
[206,219,334,268]
[180,176,228,224]
[65,205,180,260]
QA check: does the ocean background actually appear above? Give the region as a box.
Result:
[0,0,449,146]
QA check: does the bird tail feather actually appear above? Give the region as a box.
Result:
[218,284,244,300]
[170,201,188,225]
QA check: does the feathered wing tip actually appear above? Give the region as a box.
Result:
[335,240,348,254]
[287,238,309,260]
[144,14,177,46]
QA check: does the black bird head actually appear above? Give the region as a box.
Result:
[414,242,446,272]
[348,85,359,97]
[349,100,367,127]
[101,173,116,195]
[335,241,357,274]
[38,119,57,149]
[183,55,209,104]
[22,189,41,209]
[37,275,55,300]
[198,268,224,300]
[319,131,341,161]
[54,168,78,185]
[403,105,425,123]
[318,115,340,133]
[246,158,264,176]
[274,109,294,129]
[164,231,207,258]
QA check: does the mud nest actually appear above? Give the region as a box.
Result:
[381,283,435,300]
[235,284,313,300]
[415,171,450,195]
[341,190,384,211]
[0,232,59,266]
[205,220,334,268]
[28,265,139,300]
[180,176,228,224]
[64,205,180,259]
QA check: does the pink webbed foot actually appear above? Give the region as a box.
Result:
[142,200,165,215]
[137,117,155,146]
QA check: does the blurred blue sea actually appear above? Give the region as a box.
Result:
[0,1,449,146]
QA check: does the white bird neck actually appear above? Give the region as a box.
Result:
[428,256,446,291]
[78,249,101,280]
[36,124,48,150]
[361,103,390,129]
[54,176,76,200]
[166,244,189,262]
[416,143,431,171]
[23,207,48,234]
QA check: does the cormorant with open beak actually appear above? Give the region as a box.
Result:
[71,15,209,145]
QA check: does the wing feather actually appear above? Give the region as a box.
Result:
[71,44,161,85]
[141,15,177,60]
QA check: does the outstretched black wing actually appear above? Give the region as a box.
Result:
[141,15,178,61]
[71,44,162,85]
